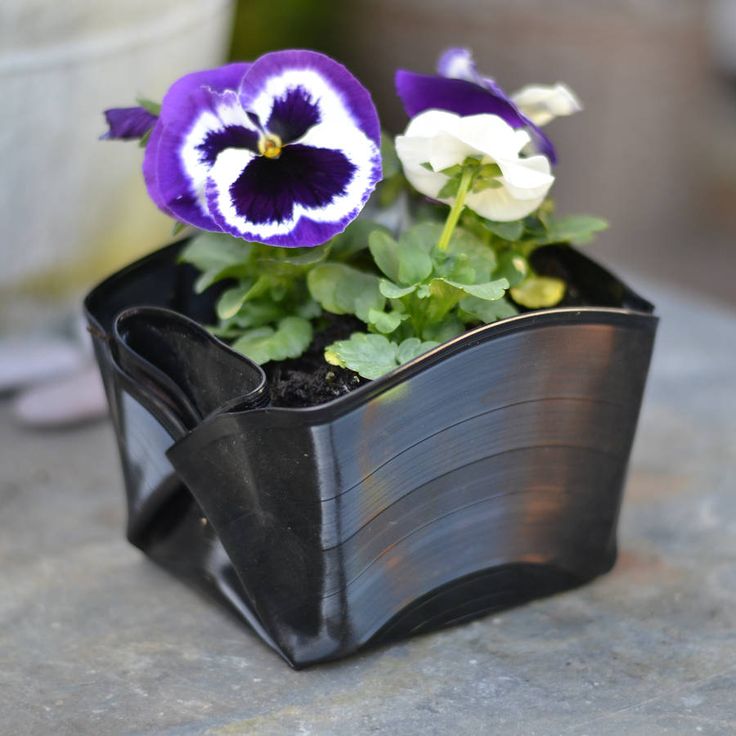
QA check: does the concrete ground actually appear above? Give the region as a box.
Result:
[2,278,735,736]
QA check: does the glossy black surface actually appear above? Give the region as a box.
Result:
[85,240,657,667]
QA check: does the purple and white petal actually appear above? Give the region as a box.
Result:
[511,83,582,126]
[206,50,381,247]
[396,49,558,163]
[437,47,507,98]
[102,106,157,140]
[142,62,251,229]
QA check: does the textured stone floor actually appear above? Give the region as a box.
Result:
[2,279,735,736]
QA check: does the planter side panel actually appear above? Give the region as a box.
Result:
[169,313,656,666]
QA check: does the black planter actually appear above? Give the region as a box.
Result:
[85,240,657,668]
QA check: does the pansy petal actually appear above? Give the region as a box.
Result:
[394,134,448,200]
[143,62,251,229]
[196,125,259,166]
[102,106,157,140]
[397,64,558,163]
[395,109,554,221]
[495,155,554,199]
[454,113,530,160]
[265,86,321,144]
[396,70,524,124]
[201,49,382,246]
[437,47,507,97]
[466,155,553,220]
[240,50,381,147]
[511,83,582,126]
[464,182,547,222]
[437,47,482,84]
[207,142,372,247]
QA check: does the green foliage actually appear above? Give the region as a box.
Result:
[376,133,408,206]
[179,232,321,363]
[307,263,384,322]
[536,214,609,245]
[136,97,161,116]
[231,316,313,364]
[325,333,439,380]
[313,222,512,378]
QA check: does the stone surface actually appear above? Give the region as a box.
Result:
[1,280,735,736]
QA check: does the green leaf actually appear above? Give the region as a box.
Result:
[324,333,440,380]
[136,97,161,116]
[439,163,463,177]
[325,333,400,380]
[459,295,518,324]
[256,245,329,275]
[437,177,461,199]
[425,279,462,322]
[494,250,529,287]
[478,163,502,179]
[210,300,286,335]
[397,337,440,365]
[172,221,188,237]
[471,177,503,193]
[231,317,312,365]
[400,222,444,253]
[368,309,406,334]
[307,263,384,322]
[420,317,465,343]
[216,283,253,320]
[538,215,609,245]
[330,219,388,260]
[511,276,566,308]
[379,279,416,299]
[138,128,152,148]
[180,232,252,270]
[380,132,401,179]
[440,277,509,301]
[397,241,433,285]
[368,230,400,282]
[481,218,524,242]
[441,227,497,281]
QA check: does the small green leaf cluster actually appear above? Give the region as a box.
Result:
[459,203,608,309]
[179,232,322,365]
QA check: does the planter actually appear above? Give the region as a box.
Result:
[85,240,657,668]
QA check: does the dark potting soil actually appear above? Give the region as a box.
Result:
[265,314,366,407]
[265,250,587,408]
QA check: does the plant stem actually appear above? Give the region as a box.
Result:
[436,167,474,251]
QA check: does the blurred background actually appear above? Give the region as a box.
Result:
[1,0,734,424]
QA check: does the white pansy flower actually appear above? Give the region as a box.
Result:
[395,110,554,222]
[511,84,582,127]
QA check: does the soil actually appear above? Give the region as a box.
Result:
[265,314,366,407]
[265,250,587,408]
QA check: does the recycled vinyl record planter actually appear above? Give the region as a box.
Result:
[85,240,657,668]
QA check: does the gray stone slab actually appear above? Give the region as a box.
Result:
[2,280,735,735]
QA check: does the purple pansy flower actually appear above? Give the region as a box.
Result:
[395,47,557,163]
[102,106,158,140]
[142,51,381,247]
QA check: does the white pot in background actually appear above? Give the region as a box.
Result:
[0,0,234,331]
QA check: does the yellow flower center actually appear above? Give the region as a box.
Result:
[258,133,283,159]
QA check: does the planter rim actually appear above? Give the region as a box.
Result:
[85,240,657,420]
